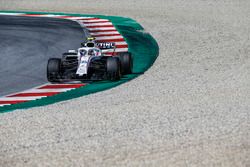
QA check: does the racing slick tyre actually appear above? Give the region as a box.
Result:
[106,57,121,81]
[117,52,133,75]
[47,58,61,82]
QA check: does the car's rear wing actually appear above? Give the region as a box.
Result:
[96,42,115,49]
[97,42,116,56]
[81,38,116,55]
[81,42,115,49]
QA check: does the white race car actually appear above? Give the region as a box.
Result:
[47,39,133,82]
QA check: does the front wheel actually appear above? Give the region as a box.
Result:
[47,58,61,82]
[106,57,121,81]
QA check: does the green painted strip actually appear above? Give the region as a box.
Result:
[0,11,159,113]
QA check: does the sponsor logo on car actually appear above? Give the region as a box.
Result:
[97,42,115,49]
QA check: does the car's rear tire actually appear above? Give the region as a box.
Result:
[118,52,133,75]
[106,57,121,81]
[47,58,61,82]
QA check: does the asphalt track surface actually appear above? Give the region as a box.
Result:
[0,0,249,166]
[0,15,84,96]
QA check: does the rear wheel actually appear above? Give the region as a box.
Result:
[47,58,61,82]
[118,52,133,75]
[106,57,121,81]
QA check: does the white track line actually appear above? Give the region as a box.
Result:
[20,88,73,93]
[90,31,120,35]
[0,13,24,15]
[0,97,44,101]
[64,17,94,20]
[83,22,113,26]
[103,48,128,53]
[80,19,110,23]
[94,35,124,40]
[111,41,128,45]
[88,27,116,31]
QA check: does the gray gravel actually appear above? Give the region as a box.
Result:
[0,0,250,166]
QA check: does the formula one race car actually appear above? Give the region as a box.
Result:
[47,38,133,82]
